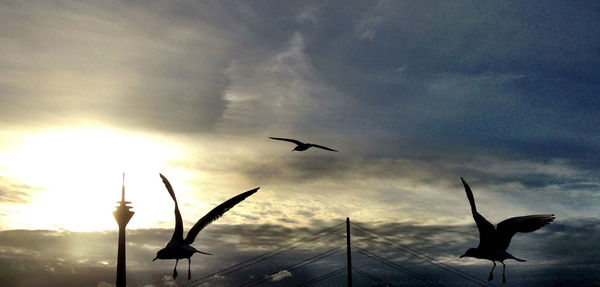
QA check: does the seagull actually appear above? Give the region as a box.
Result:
[268,137,338,152]
[459,177,554,283]
[153,174,259,280]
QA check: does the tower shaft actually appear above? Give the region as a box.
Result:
[116,224,127,286]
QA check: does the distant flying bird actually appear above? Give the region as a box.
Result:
[268,137,338,152]
[153,174,259,280]
[459,177,554,283]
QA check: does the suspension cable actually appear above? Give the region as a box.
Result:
[355,246,446,287]
[352,266,395,287]
[184,222,345,286]
[295,266,347,287]
[351,223,491,286]
[239,246,344,287]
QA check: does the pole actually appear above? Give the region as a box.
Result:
[346,217,352,287]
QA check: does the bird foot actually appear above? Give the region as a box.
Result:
[488,273,493,281]
[503,274,506,284]
[173,269,178,279]
[188,271,191,280]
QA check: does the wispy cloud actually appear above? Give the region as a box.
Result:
[218,31,351,136]
[268,269,292,282]
[165,144,598,227]
[0,1,237,132]
[0,176,35,204]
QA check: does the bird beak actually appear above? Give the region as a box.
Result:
[152,256,158,262]
[459,254,465,258]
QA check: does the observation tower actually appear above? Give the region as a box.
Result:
[113,174,134,287]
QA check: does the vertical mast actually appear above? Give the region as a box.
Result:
[346,217,352,287]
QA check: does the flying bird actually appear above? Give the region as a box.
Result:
[459,177,554,283]
[268,137,338,152]
[153,174,259,280]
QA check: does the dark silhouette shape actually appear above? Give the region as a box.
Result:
[153,174,259,280]
[113,173,134,287]
[268,137,338,152]
[459,177,554,283]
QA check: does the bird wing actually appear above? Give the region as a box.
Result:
[184,187,259,244]
[269,137,303,145]
[461,177,496,249]
[310,144,338,152]
[496,214,555,250]
[160,174,184,242]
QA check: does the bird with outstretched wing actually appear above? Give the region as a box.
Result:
[153,174,259,280]
[268,137,338,152]
[459,177,554,283]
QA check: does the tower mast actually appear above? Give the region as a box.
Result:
[346,217,352,287]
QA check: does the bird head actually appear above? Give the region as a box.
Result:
[152,248,167,261]
[460,248,479,259]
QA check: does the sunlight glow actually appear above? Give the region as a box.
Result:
[0,126,184,231]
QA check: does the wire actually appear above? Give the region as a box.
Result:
[351,223,491,287]
[352,266,395,287]
[355,246,445,287]
[351,223,491,286]
[295,266,347,287]
[238,246,344,287]
[184,222,345,286]
[181,220,491,287]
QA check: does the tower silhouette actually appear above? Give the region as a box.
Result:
[113,174,134,287]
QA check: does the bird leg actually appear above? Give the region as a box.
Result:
[502,262,506,284]
[173,259,179,279]
[488,261,496,281]
[187,258,191,280]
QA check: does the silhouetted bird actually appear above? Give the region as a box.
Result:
[459,177,554,283]
[268,137,338,152]
[153,174,259,280]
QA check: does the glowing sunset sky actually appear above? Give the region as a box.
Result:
[0,1,599,286]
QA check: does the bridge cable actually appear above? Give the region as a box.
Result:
[238,246,344,287]
[294,266,347,287]
[352,266,396,287]
[184,222,345,286]
[355,246,446,287]
[351,223,491,287]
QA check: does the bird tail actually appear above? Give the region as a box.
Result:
[196,250,212,256]
[510,255,526,262]
[504,251,526,262]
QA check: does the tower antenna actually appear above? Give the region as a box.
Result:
[121,172,125,202]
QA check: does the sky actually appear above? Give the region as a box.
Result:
[0,0,599,286]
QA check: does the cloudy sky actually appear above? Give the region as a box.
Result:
[0,0,599,286]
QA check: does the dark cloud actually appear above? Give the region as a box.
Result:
[0,218,598,286]
[2,0,599,164]
[298,0,600,161]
